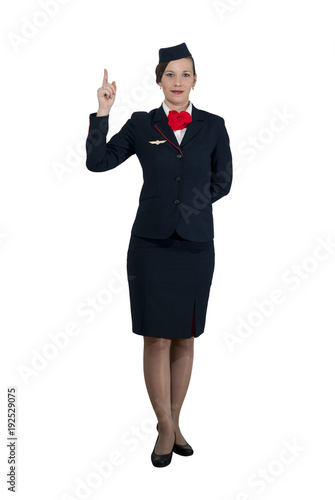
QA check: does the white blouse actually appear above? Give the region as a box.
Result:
[162,100,193,145]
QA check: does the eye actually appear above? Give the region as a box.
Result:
[165,73,191,77]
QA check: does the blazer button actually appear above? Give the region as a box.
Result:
[175,176,181,181]
[176,154,182,158]
[174,199,180,204]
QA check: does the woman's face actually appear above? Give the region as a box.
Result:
[159,58,197,110]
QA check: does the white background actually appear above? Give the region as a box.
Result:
[1,0,334,498]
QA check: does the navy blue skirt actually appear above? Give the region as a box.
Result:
[126,230,215,339]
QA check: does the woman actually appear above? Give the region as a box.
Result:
[86,42,233,467]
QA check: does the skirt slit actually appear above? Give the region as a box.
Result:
[191,300,195,338]
[126,230,214,339]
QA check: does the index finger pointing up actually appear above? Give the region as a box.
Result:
[102,68,108,85]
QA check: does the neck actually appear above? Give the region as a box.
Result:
[164,99,190,112]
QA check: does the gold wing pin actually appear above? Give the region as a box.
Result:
[149,140,167,145]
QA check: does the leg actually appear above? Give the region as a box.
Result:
[143,337,175,454]
[170,336,194,445]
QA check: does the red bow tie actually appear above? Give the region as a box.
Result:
[167,110,192,131]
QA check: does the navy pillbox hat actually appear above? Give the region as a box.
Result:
[159,42,192,63]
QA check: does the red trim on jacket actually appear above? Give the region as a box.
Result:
[155,125,183,157]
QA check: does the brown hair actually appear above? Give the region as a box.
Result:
[155,56,196,84]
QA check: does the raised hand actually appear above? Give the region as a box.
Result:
[97,69,117,115]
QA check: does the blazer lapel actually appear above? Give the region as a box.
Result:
[152,105,178,147]
[153,103,205,149]
[180,104,205,147]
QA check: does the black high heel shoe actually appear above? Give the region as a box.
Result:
[156,424,194,457]
[151,425,176,467]
[173,440,194,456]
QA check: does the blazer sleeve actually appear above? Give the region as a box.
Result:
[210,117,233,203]
[86,112,135,172]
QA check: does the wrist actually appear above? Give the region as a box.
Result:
[96,109,110,117]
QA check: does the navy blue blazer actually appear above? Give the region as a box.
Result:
[85,103,233,241]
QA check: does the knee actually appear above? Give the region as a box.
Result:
[171,338,194,350]
[143,337,171,350]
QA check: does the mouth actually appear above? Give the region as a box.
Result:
[171,90,184,95]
